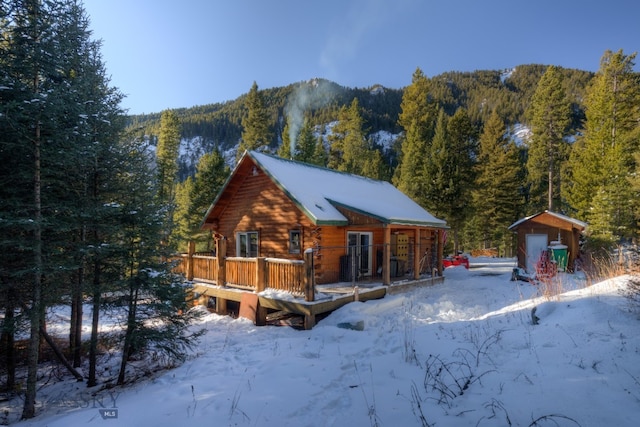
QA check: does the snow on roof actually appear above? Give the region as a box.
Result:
[508,210,587,231]
[248,151,447,228]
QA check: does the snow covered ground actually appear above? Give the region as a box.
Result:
[7,257,640,426]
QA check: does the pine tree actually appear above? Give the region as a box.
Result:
[277,120,293,159]
[422,109,451,216]
[115,136,203,386]
[471,111,524,252]
[328,98,365,172]
[630,152,640,224]
[526,65,572,212]
[565,50,640,240]
[188,149,230,249]
[393,68,438,205]
[434,108,477,253]
[156,110,182,204]
[0,2,68,416]
[294,119,317,163]
[171,177,196,252]
[238,81,272,159]
[311,136,328,167]
[0,0,129,414]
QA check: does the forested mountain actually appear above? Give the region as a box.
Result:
[127,65,594,178]
[136,59,640,257]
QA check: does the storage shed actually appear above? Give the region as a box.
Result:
[508,211,587,273]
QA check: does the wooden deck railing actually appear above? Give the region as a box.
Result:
[265,258,305,296]
[226,257,258,290]
[192,255,218,283]
[173,247,314,301]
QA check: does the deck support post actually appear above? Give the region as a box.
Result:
[304,314,316,330]
[256,306,267,326]
[216,297,227,315]
[215,238,227,314]
[255,257,267,325]
[304,248,315,302]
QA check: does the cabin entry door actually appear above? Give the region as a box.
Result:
[347,231,373,277]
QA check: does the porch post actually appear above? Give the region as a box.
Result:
[304,248,315,302]
[186,240,195,281]
[216,238,227,285]
[413,228,420,280]
[254,257,268,327]
[215,238,227,314]
[256,258,266,292]
[383,226,391,285]
[303,248,316,329]
[437,229,444,276]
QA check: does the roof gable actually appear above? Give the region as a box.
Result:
[202,150,447,229]
[508,210,587,231]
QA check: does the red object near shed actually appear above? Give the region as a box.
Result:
[443,255,469,269]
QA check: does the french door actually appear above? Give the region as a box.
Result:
[347,232,373,277]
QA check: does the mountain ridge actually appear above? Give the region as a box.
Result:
[127,65,594,178]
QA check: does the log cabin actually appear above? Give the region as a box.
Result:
[200,150,448,287]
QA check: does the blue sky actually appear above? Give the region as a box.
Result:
[83,0,640,115]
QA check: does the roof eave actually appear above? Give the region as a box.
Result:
[328,199,448,229]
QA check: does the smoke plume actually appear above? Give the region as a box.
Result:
[285,79,340,156]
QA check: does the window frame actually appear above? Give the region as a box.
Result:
[236,231,259,257]
[289,229,301,254]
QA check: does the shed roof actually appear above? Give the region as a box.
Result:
[508,210,587,231]
[203,150,447,228]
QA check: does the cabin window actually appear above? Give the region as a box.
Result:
[236,231,258,257]
[289,230,301,254]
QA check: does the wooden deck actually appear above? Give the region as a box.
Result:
[191,275,444,330]
[177,243,445,329]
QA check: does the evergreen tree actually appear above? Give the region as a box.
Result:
[565,50,640,241]
[422,109,451,216]
[1,0,204,403]
[526,65,572,212]
[294,119,317,163]
[630,152,640,224]
[238,81,272,159]
[311,136,328,167]
[328,98,365,172]
[393,68,438,205]
[115,136,203,385]
[471,111,524,253]
[0,0,129,413]
[361,140,388,181]
[189,149,230,249]
[438,108,477,253]
[156,110,182,204]
[172,147,230,252]
[0,1,75,416]
[171,177,196,252]
[277,119,293,159]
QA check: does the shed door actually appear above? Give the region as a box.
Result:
[525,234,548,273]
